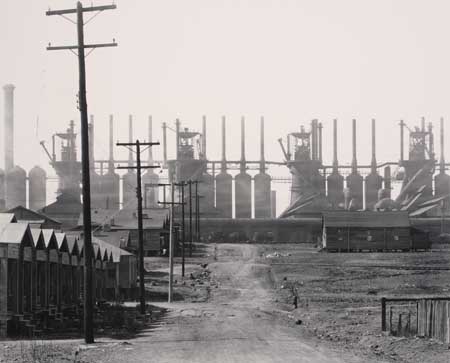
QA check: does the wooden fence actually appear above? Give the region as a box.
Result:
[381,297,450,344]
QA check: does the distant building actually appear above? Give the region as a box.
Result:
[6,205,62,230]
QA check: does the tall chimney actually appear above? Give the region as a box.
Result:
[202,115,207,160]
[332,119,338,172]
[400,120,405,162]
[311,120,316,161]
[287,134,291,160]
[428,122,434,160]
[148,116,154,166]
[384,166,391,198]
[371,119,377,173]
[108,115,114,173]
[440,117,445,173]
[128,115,133,167]
[240,116,246,172]
[351,119,357,174]
[162,122,167,166]
[318,122,323,163]
[221,116,226,172]
[3,84,15,171]
[89,114,95,171]
[260,116,265,172]
[175,118,181,160]
[421,117,425,132]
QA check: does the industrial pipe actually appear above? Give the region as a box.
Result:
[351,119,357,173]
[202,115,207,160]
[148,115,153,165]
[128,115,133,167]
[428,122,434,160]
[3,84,15,171]
[260,116,265,171]
[318,122,323,163]
[108,115,114,172]
[240,116,246,172]
[175,118,180,161]
[332,119,338,171]
[440,117,445,173]
[221,116,226,172]
[371,118,377,173]
[399,120,405,162]
[162,122,167,165]
[311,119,316,161]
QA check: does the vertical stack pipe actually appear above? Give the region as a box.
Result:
[4,84,26,209]
[327,119,344,208]
[434,117,450,198]
[122,115,137,209]
[88,115,101,208]
[100,115,120,209]
[234,116,252,218]
[215,116,232,217]
[142,116,159,207]
[254,116,271,218]
[345,119,363,209]
[199,115,214,212]
[365,119,383,210]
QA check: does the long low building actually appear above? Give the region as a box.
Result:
[0,214,137,338]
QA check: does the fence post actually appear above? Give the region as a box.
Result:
[381,297,387,332]
[389,306,393,334]
[397,313,403,336]
[446,301,450,345]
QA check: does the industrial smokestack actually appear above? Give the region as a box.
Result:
[108,115,114,173]
[89,114,95,171]
[399,120,405,162]
[175,118,181,160]
[384,166,391,198]
[440,117,445,173]
[240,116,246,172]
[148,116,154,165]
[332,119,338,171]
[428,122,434,160]
[311,120,316,161]
[421,117,425,132]
[162,122,167,166]
[318,122,323,163]
[351,119,357,173]
[371,119,377,173]
[221,116,226,171]
[3,84,15,171]
[260,116,265,172]
[202,115,207,160]
[128,115,133,167]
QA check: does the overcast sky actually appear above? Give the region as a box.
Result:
[1,0,450,212]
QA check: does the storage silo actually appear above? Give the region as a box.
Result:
[365,119,383,209]
[122,115,137,209]
[254,116,271,218]
[327,119,344,208]
[215,116,232,218]
[142,116,159,208]
[28,165,47,211]
[234,117,252,218]
[345,119,363,209]
[6,165,26,209]
[435,117,450,198]
[100,115,120,209]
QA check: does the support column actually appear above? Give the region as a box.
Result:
[0,245,7,337]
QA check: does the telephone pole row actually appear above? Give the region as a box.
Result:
[117,140,160,315]
[46,1,117,344]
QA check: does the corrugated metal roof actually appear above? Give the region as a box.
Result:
[0,213,17,225]
[93,236,133,263]
[323,211,410,228]
[0,223,29,244]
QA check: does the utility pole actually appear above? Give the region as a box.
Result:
[195,181,200,242]
[175,182,186,277]
[117,140,160,314]
[188,180,193,257]
[46,2,117,344]
[158,184,185,301]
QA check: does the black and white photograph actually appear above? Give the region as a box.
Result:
[0,1,450,362]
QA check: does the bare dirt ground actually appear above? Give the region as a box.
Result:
[1,243,449,362]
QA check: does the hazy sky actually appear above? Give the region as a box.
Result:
[1,0,450,212]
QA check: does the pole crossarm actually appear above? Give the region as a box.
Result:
[158,201,186,205]
[117,142,160,147]
[46,4,116,16]
[47,42,117,51]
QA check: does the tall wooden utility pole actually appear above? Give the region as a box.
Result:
[188,180,193,257]
[175,182,186,277]
[117,140,160,314]
[46,2,117,344]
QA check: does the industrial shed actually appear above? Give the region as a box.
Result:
[321,211,429,251]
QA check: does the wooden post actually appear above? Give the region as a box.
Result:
[397,313,403,336]
[389,306,393,334]
[381,298,387,331]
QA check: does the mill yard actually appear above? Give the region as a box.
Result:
[1,242,449,363]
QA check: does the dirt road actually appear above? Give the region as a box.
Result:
[103,244,380,363]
